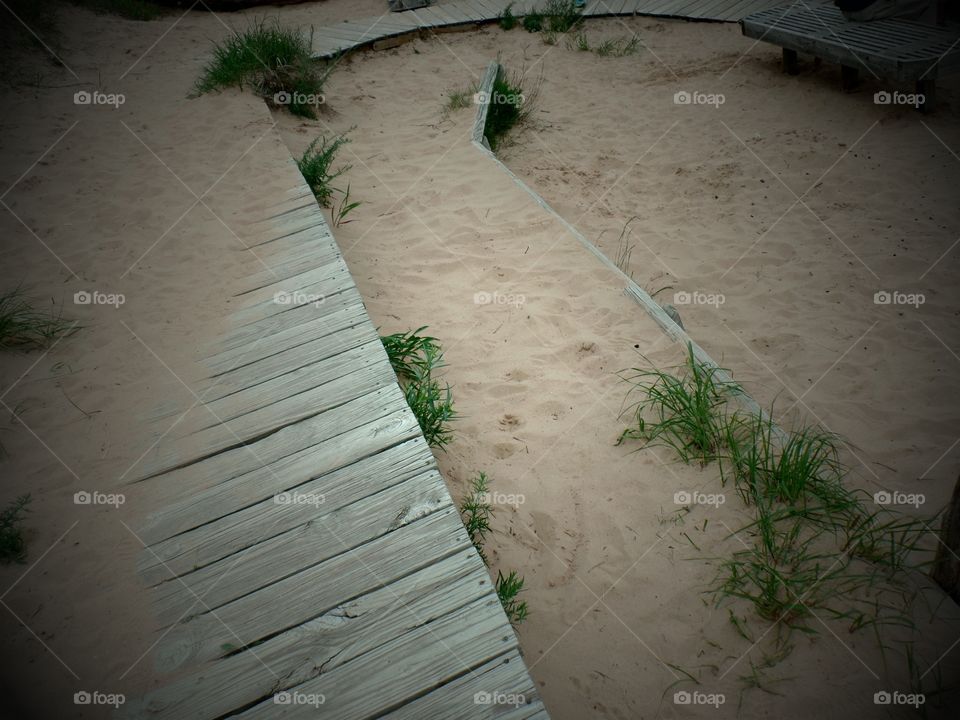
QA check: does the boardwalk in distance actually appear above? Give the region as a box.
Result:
[310,0,802,58]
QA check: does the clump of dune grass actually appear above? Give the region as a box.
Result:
[605,216,638,278]
[0,289,75,352]
[522,11,544,32]
[567,30,641,56]
[570,29,591,51]
[714,492,846,626]
[0,495,31,563]
[456,471,530,624]
[523,0,583,45]
[333,183,360,227]
[194,19,327,119]
[721,412,850,508]
[381,326,438,379]
[711,411,934,642]
[618,342,741,464]
[403,365,456,449]
[442,81,478,116]
[496,569,529,624]
[543,0,582,33]
[499,2,518,30]
[297,133,351,208]
[484,65,538,152]
[381,327,457,449]
[713,485,931,637]
[623,339,941,698]
[595,34,641,57]
[460,472,493,564]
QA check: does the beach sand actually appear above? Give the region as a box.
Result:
[0,2,958,718]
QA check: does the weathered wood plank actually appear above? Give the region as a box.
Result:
[155,339,391,440]
[246,236,340,275]
[317,23,379,43]
[311,32,360,54]
[205,301,370,377]
[472,0,512,17]
[406,6,439,28]
[138,358,396,480]
[335,18,402,37]
[688,0,738,20]
[134,385,408,498]
[234,241,343,293]
[229,265,356,326]
[154,506,471,672]
[621,0,652,15]
[140,436,433,578]
[472,61,499,147]
[447,0,489,22]
[246,214,331,248]
[122,549,490,720]
[583,0,612,15]
[213,286,364,355]
[414,5,457,27]
[384,650,547,719]
[133,382,408,484]
[151,470,451,624]
[727,0,787,21]
[230,594,516,719]
[139,416,427,555]
[194,322,379,402]
[435,4,478,24]
[479,0,514,12]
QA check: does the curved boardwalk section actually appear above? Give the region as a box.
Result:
[311,0,797,57]
[123,126,547,718]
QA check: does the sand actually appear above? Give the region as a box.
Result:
[1,2,959,719]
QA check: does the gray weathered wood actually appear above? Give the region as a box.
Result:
[230,594,516,719]
[139,436,432,576]
[213,287,363,355]
[384,650,547,719]
[447,0,488,22]
[153,339,391,439]
[138,360,397,480]
[150,470,451,624]
[122,549,490,720]
[138,415,426,549]
[473,61,499,148]
[154,507,470,671]
[205,301,370,377]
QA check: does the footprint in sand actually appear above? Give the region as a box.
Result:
[493,442,520,459]
[499,414,521,430]
[577,341,597,357]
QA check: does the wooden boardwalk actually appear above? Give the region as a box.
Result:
[311,0,798,58]
[123,156,548,718]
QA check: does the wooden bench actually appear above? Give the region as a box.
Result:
[741,3,960,112]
